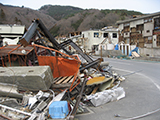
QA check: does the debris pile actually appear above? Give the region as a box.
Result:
[85,87,125,107]
[0,19,125,120]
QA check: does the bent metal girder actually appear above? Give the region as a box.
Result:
[19,19,102,72]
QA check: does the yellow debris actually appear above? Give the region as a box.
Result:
[86,76,105,85]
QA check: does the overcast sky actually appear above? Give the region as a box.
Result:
[1,0,160,14]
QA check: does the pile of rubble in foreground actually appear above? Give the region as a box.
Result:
[0,19,125,120]
[0,65,125,120]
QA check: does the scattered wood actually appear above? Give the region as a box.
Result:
[132,51,140,57]
[52,75,75,88]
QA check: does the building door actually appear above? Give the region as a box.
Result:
[123,45,125,54]
[127,46,129,55]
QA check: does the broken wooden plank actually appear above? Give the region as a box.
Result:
[132,51,140,57]
[51,77,77,88]
[53,77,63,84]
[62,76,74,84]
[55,76,68,84]
[91,85,99,94]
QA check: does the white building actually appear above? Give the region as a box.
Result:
[0,24,25,46]
[81,27,119,52]
[116,11,160,57]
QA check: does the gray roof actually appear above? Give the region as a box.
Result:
[82,28,118,33]
[116,11,160,25]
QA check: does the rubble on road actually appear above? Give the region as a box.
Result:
[0,19,125,120]
[132,51,140,58]
[85,87,125,107]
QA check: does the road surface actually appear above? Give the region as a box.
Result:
[76,58,160,120]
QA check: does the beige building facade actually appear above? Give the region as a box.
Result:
[116,12,160,57]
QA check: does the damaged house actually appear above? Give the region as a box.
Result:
[81,27,119,53]
[0,24,25,46]
[116,11,160,57]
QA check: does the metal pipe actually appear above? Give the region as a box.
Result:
[61,39,93,63]
[36,19,71,55]
[0,114,13,120]
[0,104,31,116]
[80,58,102,72]
[36,30,55,56]
[36,19,60,50]
[69,78,87,120]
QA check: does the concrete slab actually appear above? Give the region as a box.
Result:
[95,50,123,57]
[0,66,54,91]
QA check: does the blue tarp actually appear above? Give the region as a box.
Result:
[115,44,119,50]
[129,47,139,56]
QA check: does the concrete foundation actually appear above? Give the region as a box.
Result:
[0,66,54,91]
[95,50,123,57]
[139,47,160,58]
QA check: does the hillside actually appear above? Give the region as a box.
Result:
[0,3,57,29]
[0,3,143,37]
[48,8,143,36]
[39,5,83,21]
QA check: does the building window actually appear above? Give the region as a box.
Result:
[127,38,130,44]
[154,17,160,29]
[103,33,108,38]
[92,45,98,51]
[146,30,150,33]
[94,32,99,37]
[113,33,117,38]
[124,26,130,32]
[148,37,152,40]
[145,37,152,44]
[144,18,152,23]
[157,35,160,46]
[148,37,152,44]
[136,24,144,31]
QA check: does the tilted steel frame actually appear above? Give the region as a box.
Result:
[19,19,102,72]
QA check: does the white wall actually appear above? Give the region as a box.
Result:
[118,24,124,31]
[139,48,160,57]
[0,25,25,34]
[152,35,157,47]
[124,32,130,38]
[130,19,144,28]
[82,30,119,52]
[143,22,154,37]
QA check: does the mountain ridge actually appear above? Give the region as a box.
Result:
[0,3,57,29]
[0,3,143,37]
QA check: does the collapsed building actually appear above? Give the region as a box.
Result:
[116,11,160,57]
[0,24,25,46]
[81,27,119,53]
[0,19,125,120]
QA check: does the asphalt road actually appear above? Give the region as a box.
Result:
[75,58,160,120]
